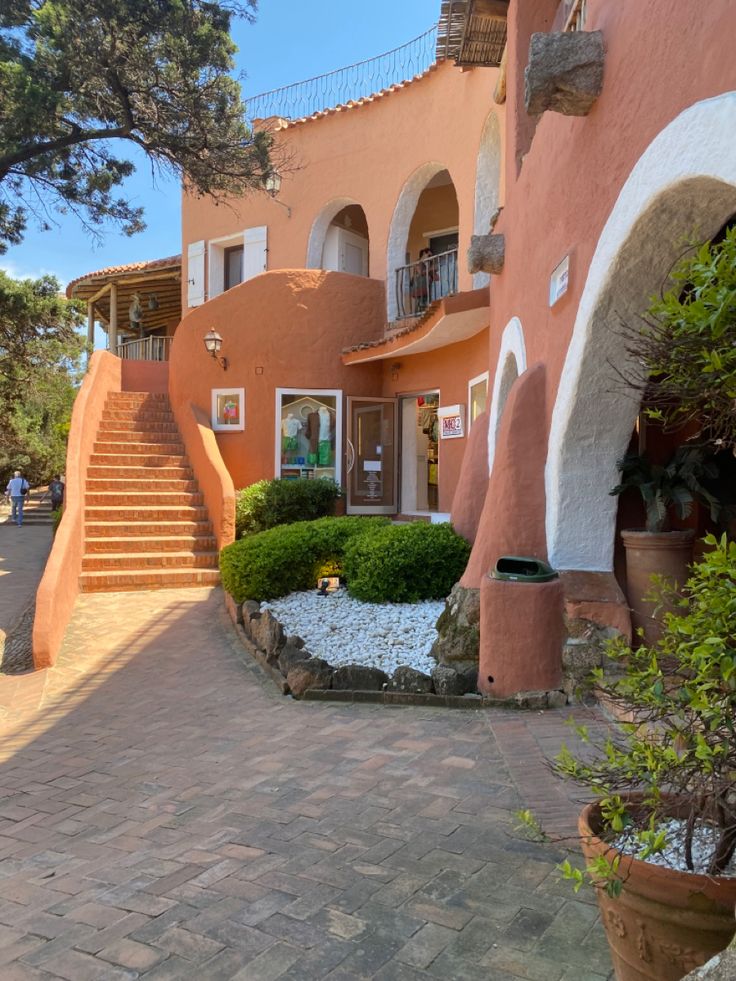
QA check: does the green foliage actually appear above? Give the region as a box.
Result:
[343,522,471,603]
[0,270,85,484]
[609,446,719,533]
[52,505,63,534]
[622,225,736,449]
[0,0,274,250]
[220,516,388,603]
[235,478,341,537]
[554,534,736,888]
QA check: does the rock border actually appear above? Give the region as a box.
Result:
[224,592,569,710]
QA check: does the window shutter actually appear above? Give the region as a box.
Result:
[187,240,206,306]
[243,226,268,281]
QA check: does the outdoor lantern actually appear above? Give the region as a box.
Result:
[203,328,228,370]
[264,171,291,217]
[148,293,159,311]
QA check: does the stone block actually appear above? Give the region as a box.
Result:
[525,31,604,117]
[389,666,433,694]
[431,584,480,667]
[431,665,466,697]
[332,664,389,691]
[249,609,285,661]
[286,658,333,697]
[278,644,311,677]
[467,234,505,275]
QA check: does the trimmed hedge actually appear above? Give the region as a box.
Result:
[220,515,389,602]
[235,478,341,537]
[343,522,471,603]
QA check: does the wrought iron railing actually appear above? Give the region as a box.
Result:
[395,249,459,320]
[116,335,172,362]
[246,26,438,122]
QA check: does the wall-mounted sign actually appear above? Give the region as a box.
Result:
[437,404,465,440]
[212,387,245,432]
[549,254,570,306]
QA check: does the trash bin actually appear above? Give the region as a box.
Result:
[492,556,558,583]
[479,555,563,698]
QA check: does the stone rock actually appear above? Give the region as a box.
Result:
[249,609,285,661]
[458,665,479,694]
[548,690,568,708]
[389,665,433,694]
[430,584,480,668]
[513,690,549,710]
[240,601,261,641]
[432,665,466,697]
[562,637,603,696]
[278,644,311,677]
[467,234,505,275]
[286,634,305,649]
[525,31,605,117]
[332,664,389,691]
[682,947,736,980]
[287,658,333,697]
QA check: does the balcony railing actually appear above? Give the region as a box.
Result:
[116,335,172,362]
[395,249,459,320]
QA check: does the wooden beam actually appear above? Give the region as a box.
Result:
[470,0,509,17]
[87,281,112,306]
[87,302,95,346]
[109,283,118,352]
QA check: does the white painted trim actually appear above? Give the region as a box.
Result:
[211,388,245,432]
[546,92,736,571]
[421,226,459,239]
[274,388,343,486]
[473,111,502,289]
[209,231,246,246]
[306,198,364,270]
[468,370,489,427]
[487,317,527,476]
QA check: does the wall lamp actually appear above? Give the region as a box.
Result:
[265,171,292,218]
[204,328,228,370]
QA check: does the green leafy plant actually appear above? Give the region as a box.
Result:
[620,225,736,449]
[235,478,341,537]
[220,515,388,602]
[554,534,736,893]
[343,522,471,603]
[609,446,719,533]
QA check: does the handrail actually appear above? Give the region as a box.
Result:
[116,335,172,362]
[246,26,438,122]
[395,248,459,319]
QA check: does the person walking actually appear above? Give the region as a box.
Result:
[5,471,30,526]
[47,475,64,510]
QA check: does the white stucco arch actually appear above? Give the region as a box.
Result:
[472,111,502,289]
[386,162,455,321]
[546,93,736,572]
[487,316,527,476]
[306,197,366,269]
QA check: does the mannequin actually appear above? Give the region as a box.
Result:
[318,405,332,465]
[281,412,302,456]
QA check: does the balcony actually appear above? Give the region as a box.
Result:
[116,335,172,362]
[395,248,459,320]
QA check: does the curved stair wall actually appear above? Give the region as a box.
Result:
[32,351,122,669]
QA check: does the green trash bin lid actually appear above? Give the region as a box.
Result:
[491,556,558,583]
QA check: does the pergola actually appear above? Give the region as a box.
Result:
[66,255,182,353]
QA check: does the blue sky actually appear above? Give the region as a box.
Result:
[1,1,435,292]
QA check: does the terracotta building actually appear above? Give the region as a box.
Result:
[46,0,736,687]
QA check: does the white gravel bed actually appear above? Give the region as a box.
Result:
[612,818,736,875]
[261,588,443,677]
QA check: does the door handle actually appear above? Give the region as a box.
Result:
[346,439,355,474]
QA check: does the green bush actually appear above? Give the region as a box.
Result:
[220,515,388,602]
[343,522,471,603]
[235,478,341,537]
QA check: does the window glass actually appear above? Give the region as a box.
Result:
[278,392,339,482]
[470,377,488,423]
[224,245,244,291]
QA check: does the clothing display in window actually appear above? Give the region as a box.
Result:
[277,392,338,481]
[281,412,302,452]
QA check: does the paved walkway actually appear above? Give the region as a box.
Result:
[0,585,613,980]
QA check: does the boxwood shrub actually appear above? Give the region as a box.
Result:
[235,478,341,537]
[220,515,389,602]
[343,522,471,603]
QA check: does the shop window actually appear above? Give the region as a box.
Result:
[468,371,489,425]
[275,389,342,485]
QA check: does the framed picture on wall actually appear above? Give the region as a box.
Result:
[211,388,245,432]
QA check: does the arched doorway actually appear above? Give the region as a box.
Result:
[488,317,527,475]
[386,163,459,321]
[546,94,736,572]
[306,199,370,276]
[473,111,502,289]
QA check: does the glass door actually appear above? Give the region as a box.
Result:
[346,397,398,514]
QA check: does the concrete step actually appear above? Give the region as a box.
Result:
[87,466,193,480]
[89,453,189,468]
[85,478,199,492]
[106,392,169,404]
[92,441,186,455]
[85,534,217,553]
[85,505,209,522]
[85,491,204,507]
[78,568,221,592]
[82,551,219,571]
[86,520,214,538]
[101,409,175,423]
[97,423,180,437]
[96,429,181,443]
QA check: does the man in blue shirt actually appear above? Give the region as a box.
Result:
[5,471,30,526]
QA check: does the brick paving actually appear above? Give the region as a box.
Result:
[0,587,614,979]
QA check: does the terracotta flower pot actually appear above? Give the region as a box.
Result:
[620,529,695,644]
[579,799,736,981]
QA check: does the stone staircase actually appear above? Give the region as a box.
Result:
[79,392,220,593]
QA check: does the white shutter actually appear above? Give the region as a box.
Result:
[243,226,268,281]
[187,240,206,306]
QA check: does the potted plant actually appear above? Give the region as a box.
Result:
[610,445,719,642]
[554,534,736,981]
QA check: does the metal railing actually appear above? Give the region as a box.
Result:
[395,249,459,320]
[116,335,172,362]
[246,26,438,122]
